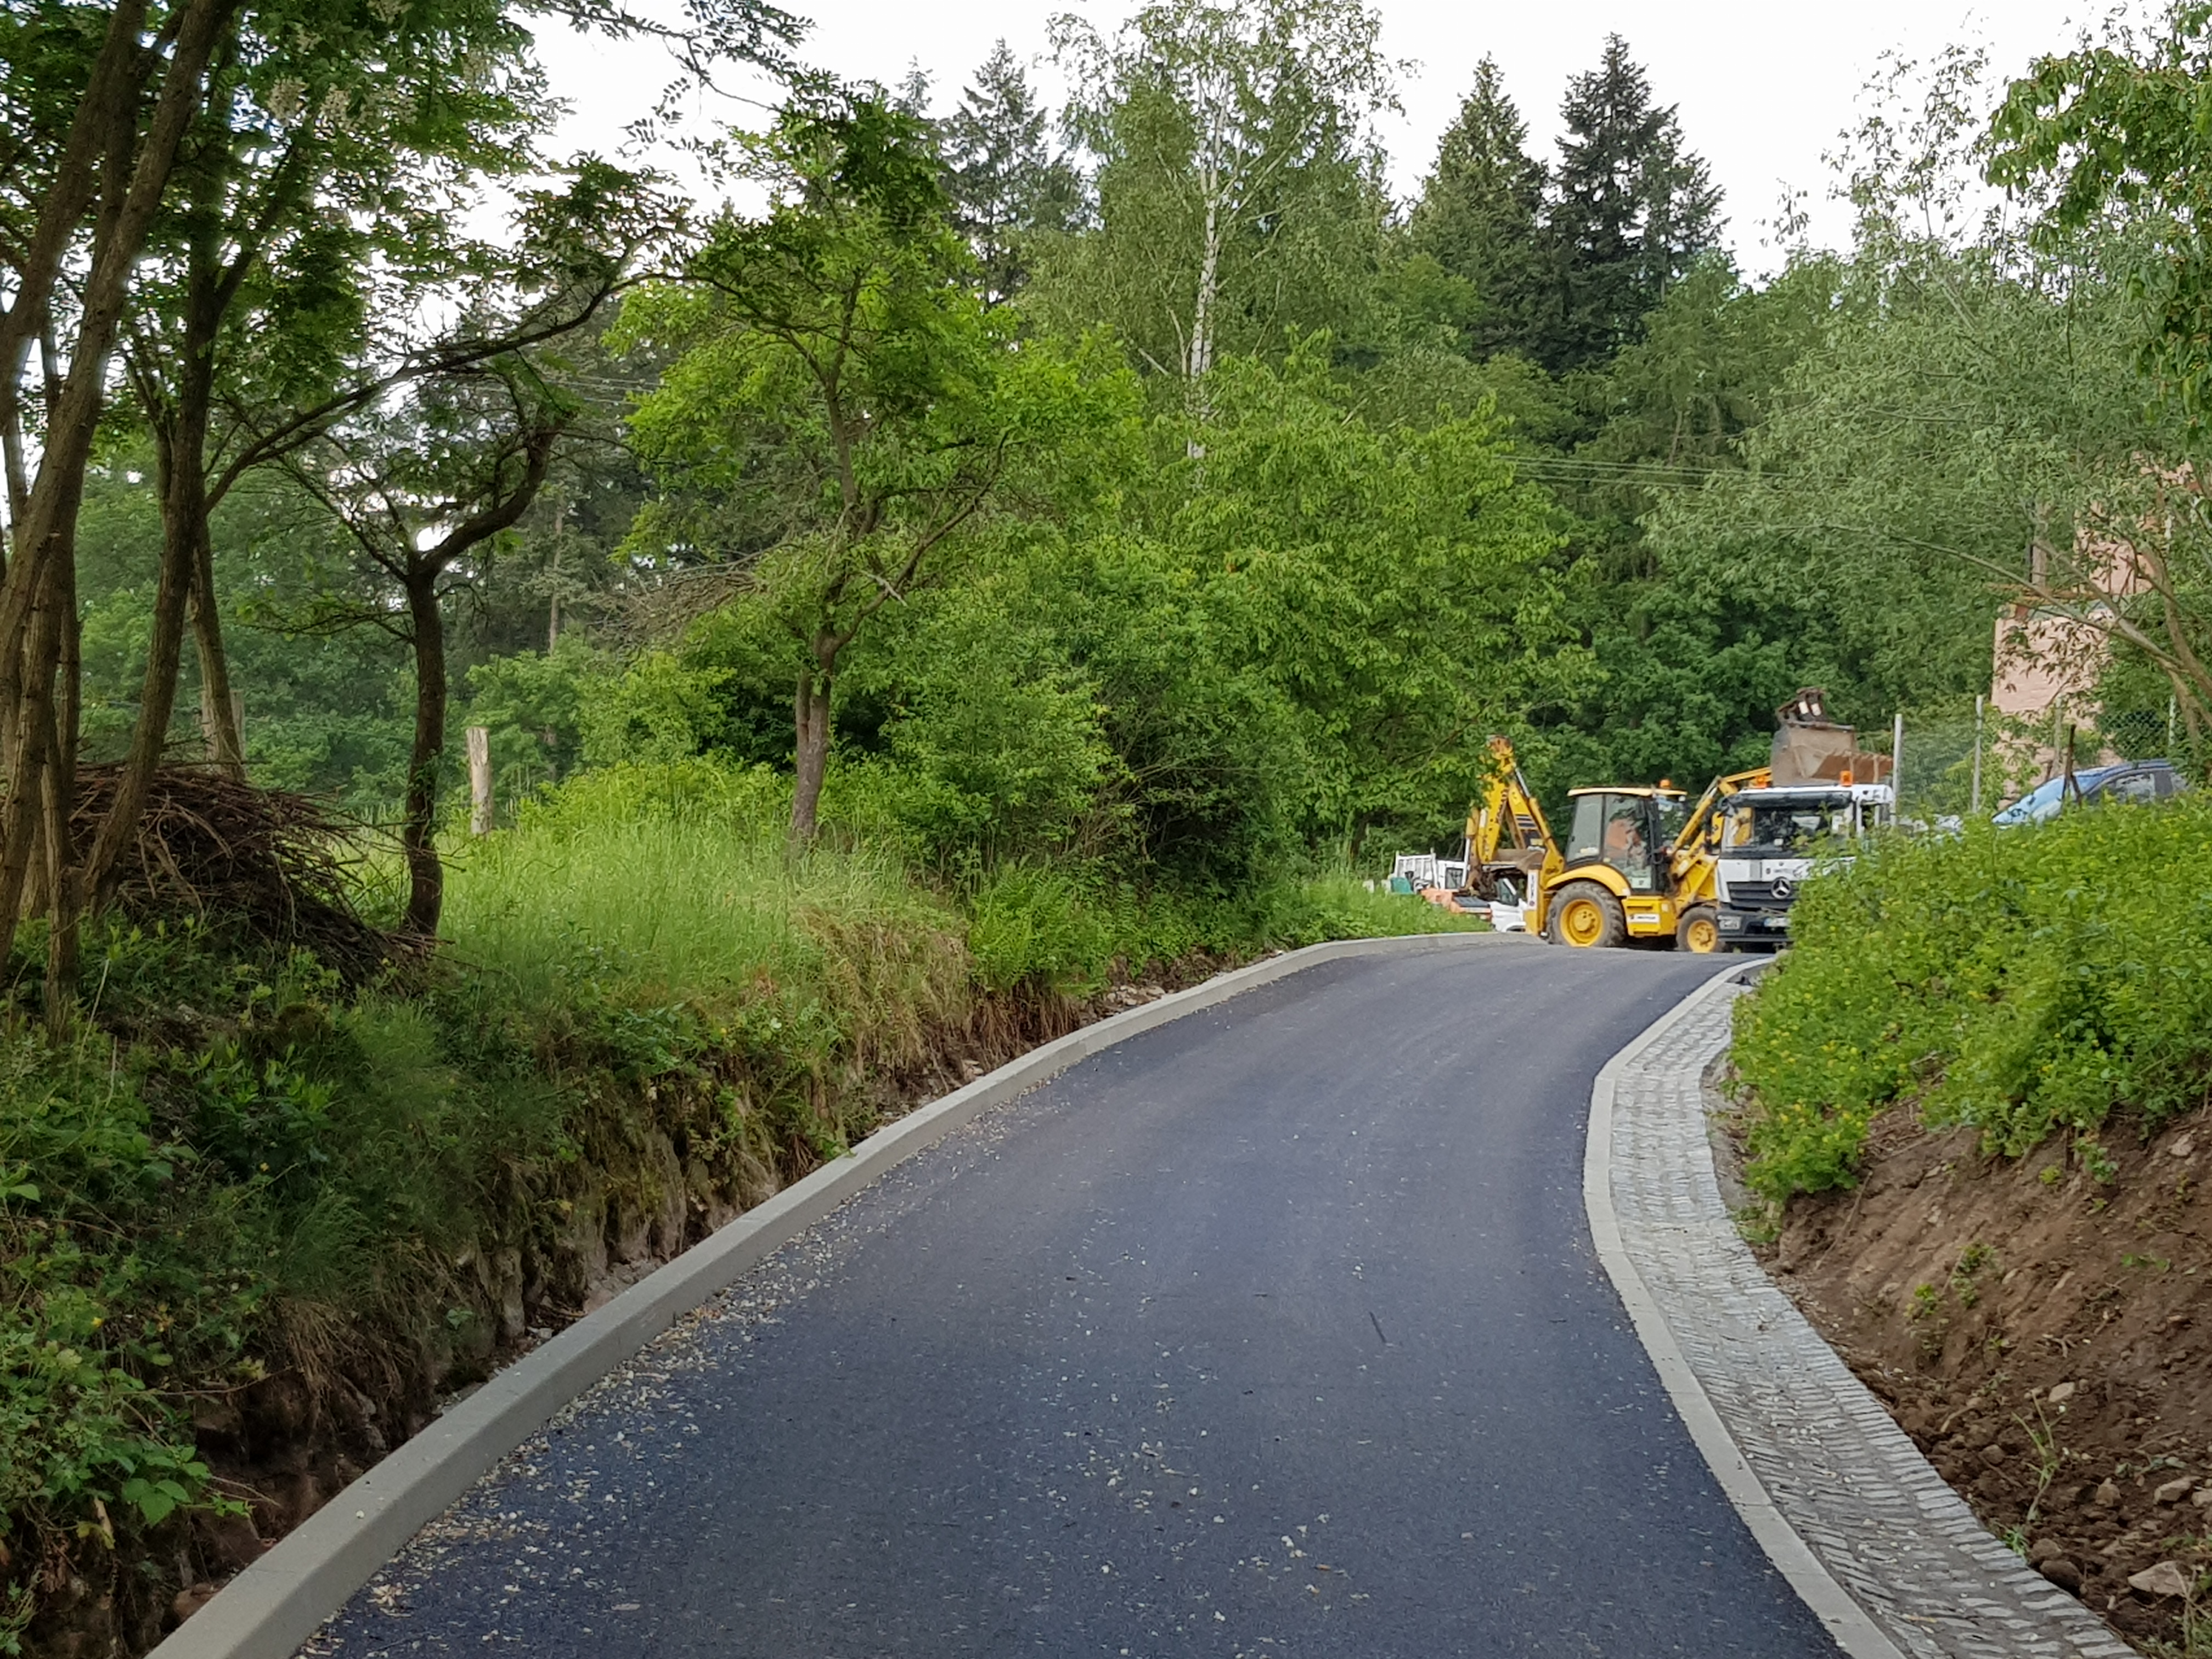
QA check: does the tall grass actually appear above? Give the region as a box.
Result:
[442,760,960,1009]
[444,759,1482,1011]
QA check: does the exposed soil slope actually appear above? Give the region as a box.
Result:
[1757,1103,2212,1652]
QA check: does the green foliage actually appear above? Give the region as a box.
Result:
[1641,240,2116,732]
[1403,57,1549,361]
[1040,0,1401,388]
[964,864,1120,996]
[1540,35,1725,374]
[1990,3,2212,424]
[1153,343,1572,850]
[463,635,608,806]
[829,579,1124,864]
[0,919,566,1580]
[941,41,1083,304]
[1731,795,2212,1200]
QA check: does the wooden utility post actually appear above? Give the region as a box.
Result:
[1892,712,1905,825]
[467,725,493,835]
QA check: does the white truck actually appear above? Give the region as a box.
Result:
[1712,782,1892,950]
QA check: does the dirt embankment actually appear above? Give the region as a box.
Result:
[1756,1103,2212,1652]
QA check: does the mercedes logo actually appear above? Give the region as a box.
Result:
[1771,876,1795,900]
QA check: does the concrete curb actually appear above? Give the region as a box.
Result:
[1584,967,1908,1659]
[154,928,1519,1659]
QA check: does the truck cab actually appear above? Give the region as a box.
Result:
[1714,783,1891,949]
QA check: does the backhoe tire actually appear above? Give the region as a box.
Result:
[1676,905,1722,955]
[1548,881,1627,949]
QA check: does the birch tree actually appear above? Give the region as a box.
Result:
[1044,0,1398,404]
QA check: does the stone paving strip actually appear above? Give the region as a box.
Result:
[1609,980,2137,1659]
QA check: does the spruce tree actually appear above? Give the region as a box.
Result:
[942,41,1081,306]
[1539,36,1723,373]
[1407,57,1548,360]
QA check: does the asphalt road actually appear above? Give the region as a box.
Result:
[313,944,1841,1658]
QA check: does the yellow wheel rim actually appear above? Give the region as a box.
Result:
[1559,897,1606,947]
[1683,916,1719,954]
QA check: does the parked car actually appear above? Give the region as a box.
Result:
[1992,759,2188,826]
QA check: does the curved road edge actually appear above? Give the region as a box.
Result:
[1583,967,1906,1659]
[150,930,1528,1659]
[1592,970,2137,1659]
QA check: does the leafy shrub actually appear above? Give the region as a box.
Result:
[0,922,568,1602]
[1732,794,2212,1200]
[965,864,1118,996]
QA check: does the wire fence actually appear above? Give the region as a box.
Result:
[1887,701,2188,823]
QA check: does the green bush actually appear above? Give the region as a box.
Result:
[1731,794,2212,1200]
[964,864,1114,996]
[0,923,568,1601]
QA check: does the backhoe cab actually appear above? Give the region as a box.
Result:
[1547,786,1696,948]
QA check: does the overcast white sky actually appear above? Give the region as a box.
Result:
[532,0,2137,274]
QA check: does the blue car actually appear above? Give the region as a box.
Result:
[1993,759,2188,826]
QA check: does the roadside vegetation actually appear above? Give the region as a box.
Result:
[1,755,1476,1652]
[13,0,2212,1650]
[1733,795,2212,1200]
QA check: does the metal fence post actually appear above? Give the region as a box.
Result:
[1971,694,1984,816]
[1892,712,1905,823]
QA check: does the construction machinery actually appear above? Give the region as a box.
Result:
[1461,691,1897,951]
[1463,737,1765,952]
[1536,766,1770,951]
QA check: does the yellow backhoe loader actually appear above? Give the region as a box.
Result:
[1461,693,1892,952]
[1465,738,1768,953]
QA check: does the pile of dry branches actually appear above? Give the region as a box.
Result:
[70,764,397,980]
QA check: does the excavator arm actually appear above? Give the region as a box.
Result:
[1466,737,1559,903]
[1668,765,1771,883]
[1468,737,1555,863]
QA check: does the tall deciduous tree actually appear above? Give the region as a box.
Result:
[1405,57,1548,360]
[618,95,1118,842]
[279,357,570,934]
[1539,35,1723,374]
[1043,0,1398,400]
[1147,343,1572,849]
[114,0,551,785]
[1992,4,2212,423]
[0,0,805,994]
[942,41,1081,305]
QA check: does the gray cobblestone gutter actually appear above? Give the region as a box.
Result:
[1596,972,2136,1659]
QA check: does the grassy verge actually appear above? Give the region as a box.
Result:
[2,759,1474,1656]
[1729,794,2212,1203]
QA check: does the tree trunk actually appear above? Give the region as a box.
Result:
[0,0,229,674]
[41,736,80,1034]
[402,569,448,937]
[0,558,69,965]
[1190,188,1221,385]
[0,0,233,964]
[191,537,244,776]
[43,518,81,1027]
[790,663,833,843]
[81,404,200,912]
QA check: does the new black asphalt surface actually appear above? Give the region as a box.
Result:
[311,944,1841,1658]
